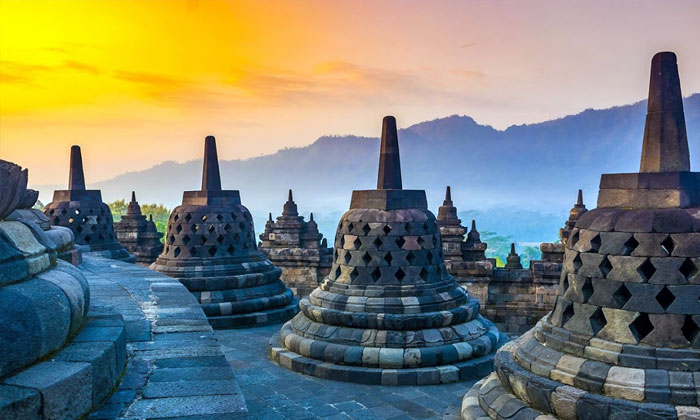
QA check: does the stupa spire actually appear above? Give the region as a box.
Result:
[639,52,689,172]
[68,145,86,190]
[282,189,298,216]
[201,135,222,191]
[376,116,402,190]
[577,189,583,205]
[444,186,453,205]
[131,191,137,203]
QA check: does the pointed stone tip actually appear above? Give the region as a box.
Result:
[68,145,86,190]
[201,135,222,191]
[446,186,452,201]
[471,219,477,230]
[577,189,583,205]
[269,212,272,221]
[288,189,293,202]
[640,51,689,172]
[131,191,136,203]
[377,115,402,190]
[310,212,314,222]
[149,214,153,221]
[510,243,516,254]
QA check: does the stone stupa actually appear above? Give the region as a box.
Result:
[44,145,135,262]
[461,52,700,419]
[270,116,504,385]
[150,135,299,329]
[114,191,163,265]
[559,189,588,245]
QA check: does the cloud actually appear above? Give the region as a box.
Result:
[63,60,101,75]
[113,70,188,88]
[451,68,487,79]
[461,42,478,48]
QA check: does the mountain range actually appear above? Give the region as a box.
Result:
[35,94,700,246]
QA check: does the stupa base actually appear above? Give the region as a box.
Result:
[83,246,136,263]
[269,331,506,385]
[207,298,300,329]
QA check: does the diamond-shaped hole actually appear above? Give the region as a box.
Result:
[655,286,676,311]
[371,268,381,282]
[201,215,208,222]
[217,214,224,222]
[185,213,192,222]
[612,283,632,308]
[572,253,583,273]
[396,237,406,249]
[405,223,412,232]
[169,235,175,244]
[426,251,434,264]
[84,235,91,243]
[224,224,232,232]
[350,267,359,281]
[353,237,362,250]
[362,224,371,235]
[679,258,698,280]
[347,222,354,232]
[343,251,352,264]
[569,230,579,247]
[384,253,393,265]
[190,247,197,256]
[362,252,372,265]
[589,234,601,253]
[68,217,75,224]
[561,302,575,327]
[582,278,594,303]
[660,236,675,256]
[589,307,607,335]
[335,266,342,279]
[234,233,240,241]
[419,267,429,281]
[175,224,182,233]
[200,236,207,245]
[76,225,83,233]
[422,222,429,232]
[638,259,656,281]
[383,225,392,235]
[395,268,406,282]
[417,236,425,248]
[231,212,237,220]
[74,209,80,215]
[217,234,225,244]
[173,246,181,257]
[339,236,345,248]
[373,237,383,249]
[173,214,179,222]
[182,235,191,245]
[208,246,217,257]
[623,236,639,256]
[227,244,235,255]
[192,224,199,233]
[681,316,700,345]
[599,256,613,277]
[629,313,654,342]
[208,225,215,234]
[406,251,415,264]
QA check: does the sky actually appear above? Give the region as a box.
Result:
[1,0,699,185]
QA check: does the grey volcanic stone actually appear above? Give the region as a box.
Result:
[0,385,41,420]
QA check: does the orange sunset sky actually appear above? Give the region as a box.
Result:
[1,0,699,185]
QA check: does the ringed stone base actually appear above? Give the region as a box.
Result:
[270,327,506,385]
[208,298,300,329]
[83,246,136,264]
[0,314,126,420]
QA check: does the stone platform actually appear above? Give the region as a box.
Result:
[80,256,248,419]
[217,324,471,420]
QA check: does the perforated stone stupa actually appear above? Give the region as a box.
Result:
[259,189,332,297]
[150,135,299,329]
[461,52,700,420]
[1,159,126,420]
[270,116,503,385]
[44,145,135,262]
[114,191,163,265]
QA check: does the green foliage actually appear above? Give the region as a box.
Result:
[481,230,542,268]
[33,199,45,210]
[108,200,170,244]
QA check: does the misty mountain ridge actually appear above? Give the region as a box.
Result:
[34,94,700,244]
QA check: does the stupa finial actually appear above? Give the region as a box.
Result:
[69,145,86,190]
[377,116,402,190]
[445,186,452,204]
[131,191,136,203]
[639,52,690,172]
[282,189,298,216]
[471,219,477,231]
[577,189,583,205]
[202,135,222,191]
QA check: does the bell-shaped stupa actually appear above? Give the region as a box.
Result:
[461,52,700,419]
[114,191,163,265]
[150,136,298,328]
[270,116,503,385]
[44,146,134,262]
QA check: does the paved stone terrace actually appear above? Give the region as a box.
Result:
[216,325,472,420]
[80,256,248,419]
